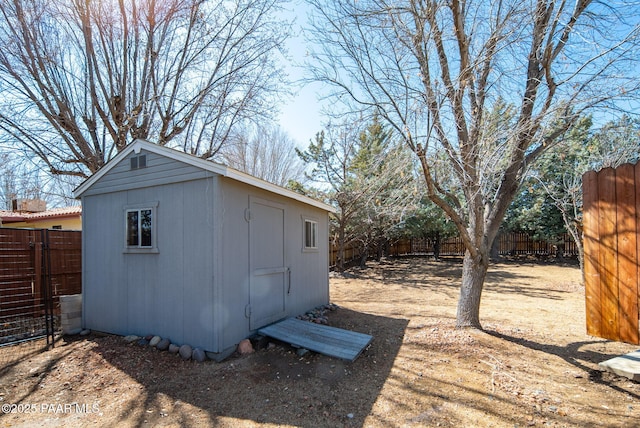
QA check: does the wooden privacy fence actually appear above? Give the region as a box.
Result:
[583,163,640,345]
[330,232,578,267]
[0,228,81,346]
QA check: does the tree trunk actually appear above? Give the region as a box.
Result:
[575,238,585,275]
[359,246,368,268]
[456,250,490,329]
[376,237,387,261]
[564,219,585,276]
[337,222,346,272]
[490,235,500,260]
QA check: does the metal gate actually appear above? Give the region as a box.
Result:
[0,228,82,349]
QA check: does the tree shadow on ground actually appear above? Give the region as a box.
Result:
[347,256,571,301]
[486,330,640,400]
[0,336,77,413]
[88,308,409,427]
[483,280,571,300]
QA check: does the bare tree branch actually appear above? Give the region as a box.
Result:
[0,0,290,178]
[306,0,640,327]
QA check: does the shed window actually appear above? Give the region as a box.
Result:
[304,219,318,250]
[124,202,158,253]
[127,209,152,247]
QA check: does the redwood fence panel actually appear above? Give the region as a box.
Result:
[583,163,640,345]
[48,230,82,298]
[583,169,602,338]
[0,228,81,347]
[0,229,39,318]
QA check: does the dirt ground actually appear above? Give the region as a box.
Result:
[1,257,639,427]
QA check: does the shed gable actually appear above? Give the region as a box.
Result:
[80,149,214,197]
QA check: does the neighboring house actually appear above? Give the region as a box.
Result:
[0,205,82,230]
[74,139,335,359]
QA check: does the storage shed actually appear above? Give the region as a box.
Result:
[74,139,334,359]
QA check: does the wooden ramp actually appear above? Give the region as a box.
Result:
[599,350,640,381]
[258,318,373,362]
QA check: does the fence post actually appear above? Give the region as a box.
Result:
[32,230,43,315]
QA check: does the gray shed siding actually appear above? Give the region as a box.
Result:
[81,150,209,197]
[81,145,330,355]
[218,178,330,350]
[82,168,220,351]
[82,152,219,349]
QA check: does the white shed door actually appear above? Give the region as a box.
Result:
[249,197,287,330]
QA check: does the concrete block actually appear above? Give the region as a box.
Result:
[599,350,640,381]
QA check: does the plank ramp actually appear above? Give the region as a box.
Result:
[258,317,373,362]
[599,350,640,381]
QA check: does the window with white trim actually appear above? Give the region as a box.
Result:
[304,219,318,250]
[124,202,158,253]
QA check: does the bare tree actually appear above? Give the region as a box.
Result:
[298,116,417,270]
[306,0,640,328]
[349,115,418,264]
[0,0,290,178]
[217,125,307,187]
[0,152,18,210]
[297,120,364,271]
[0,151,42,209]
[0,149,80,209]
[535,115,640,271]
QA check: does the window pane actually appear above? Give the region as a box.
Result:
[305,220,317,248]
[311,222,317,247]
[127,211,139,246]
[140,209,152,247]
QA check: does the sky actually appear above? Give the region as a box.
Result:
[274,2,328,147]
[276,75,325,147]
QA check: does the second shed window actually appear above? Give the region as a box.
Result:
[304,219,317,249]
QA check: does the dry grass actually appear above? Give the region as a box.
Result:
[1,257,639,427]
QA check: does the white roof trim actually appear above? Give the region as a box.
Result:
[74,139,335,213]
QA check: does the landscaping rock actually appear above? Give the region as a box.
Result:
[238,339,254,354]
[192,348,207,362]
[168,344,180,354]
[252,334,270,350]
[179,344,193,360]
[156,338,170,351]
[123,335,140,343]
[149,335,161,347]
[296,348,309,357]
[296,303,339,325]
[137,339,149,346]
[79,329,91,336]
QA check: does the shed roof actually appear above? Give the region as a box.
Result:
[73,139,335,212]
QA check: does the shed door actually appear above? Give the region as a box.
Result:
[249,197,287,330]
